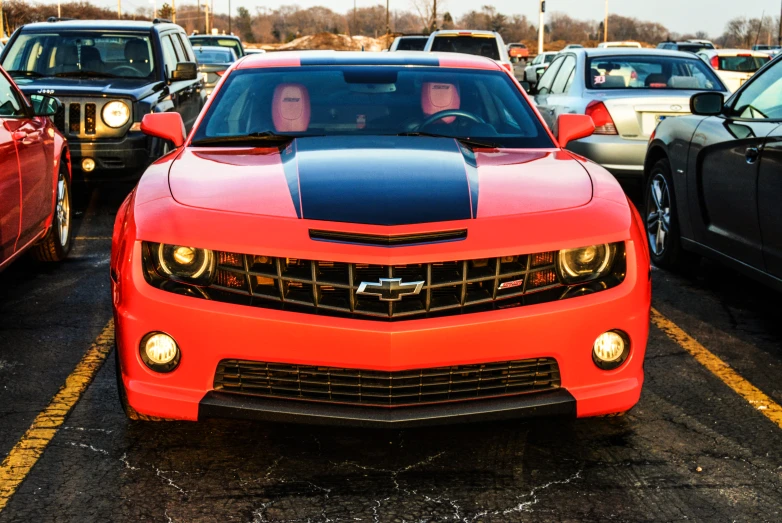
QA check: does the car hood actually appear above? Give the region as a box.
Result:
[13,76,162,101]
[168,136,593,225]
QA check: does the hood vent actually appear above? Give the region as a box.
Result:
[309,229,467,247]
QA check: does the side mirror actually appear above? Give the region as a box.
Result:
[171,61,198,82]
[690,92,724,116]
[519,81,533,94]
[140,112,186,148]
[557,114,595,149]
[29,94,61,117]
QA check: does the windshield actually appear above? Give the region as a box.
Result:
[2,32,155,79]
[395,38,427,51]
[194,48,235,64]
[718,55,770,72]
[190,37,243,58]
[191,66,553,148]
[587,55,723,90]
[430,36,500,60]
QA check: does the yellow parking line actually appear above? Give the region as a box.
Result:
[651,308,782,430]
[0,320,114,513]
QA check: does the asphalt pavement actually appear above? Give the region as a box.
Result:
[0,183,781,523]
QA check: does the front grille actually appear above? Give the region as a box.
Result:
[144,244,626,321]
[214,358,561,407]
[68,103,80,134]
[85,103,96,134]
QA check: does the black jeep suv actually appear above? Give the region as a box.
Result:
[0,19,206,179]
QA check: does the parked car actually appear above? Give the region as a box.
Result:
[523,51,558,86]
[598,42,642,49]
[507,42,529,59]
[244,48,267,55]
[657,41,714,53]
[389,35,429,51]
[644,56,782,288]
[189,34,245,58]
[561,44,584,50]
[0,20,205,180]
[697,49,771,92]
[0,68,71,270]
[751,44,781,52]
[525,49,729,193]
[193,46,237,96]
[112,51,650,425]
[424,30,512,72]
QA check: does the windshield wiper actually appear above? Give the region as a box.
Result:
[54,71,119,78]
[5,70,46,77]
[190,131,320,147]
[396,132,499,149]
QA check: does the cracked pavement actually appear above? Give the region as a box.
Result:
[0,184,781,522]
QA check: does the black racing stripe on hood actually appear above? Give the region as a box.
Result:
[294,136,473,226]
[459,144,480,218]
[280,142,302,218]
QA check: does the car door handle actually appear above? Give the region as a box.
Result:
[746,147,760,164]
[11,130,41,144]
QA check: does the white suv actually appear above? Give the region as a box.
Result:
[424,30,512,72]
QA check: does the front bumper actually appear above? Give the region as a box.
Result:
[70,131,153,180]
[567,134,648,180]
[114,237,651,424]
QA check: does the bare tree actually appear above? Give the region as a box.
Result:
[411,0,443,32]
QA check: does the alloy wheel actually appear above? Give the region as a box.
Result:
[646,173,671,256]
[56,174,70,247]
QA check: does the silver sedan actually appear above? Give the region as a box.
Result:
[526,49,730,190]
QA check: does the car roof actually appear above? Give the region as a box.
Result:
[193,45,233,52]
[580,48,703,59]
[20,20,176,32]
[396,35,428,39]
[237,50,502,70]
[698,48,770,56]
[430,30,498,37]
[190,34,241,41]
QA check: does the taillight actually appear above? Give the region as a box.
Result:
[501,62,513,72]
[710,55,720,69]
[215,70,226,77]
[585,101,617,135]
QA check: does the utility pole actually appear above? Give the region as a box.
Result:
[205,3,210,34]
[0,0,4,39]
[604,0,609,42]
[538,0,545,54]
[228,0,232,34]
[433,0,437,31]
[152,0,157,19]
[353,0,356,34]
[171,0,175,23]
[118,0,122,19]
[386,0,389,35]
[778,0,781,47]
[58,1,61,18]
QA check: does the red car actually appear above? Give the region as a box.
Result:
[0,68,71,271]
[111,52,651,426]
[508,43,530,59]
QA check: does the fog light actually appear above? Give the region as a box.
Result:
[81,158,96,172]
[140,332,181,372]
[592,330,630,370]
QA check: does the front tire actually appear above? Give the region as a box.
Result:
[644,158,697,271]
[31,167,72,262]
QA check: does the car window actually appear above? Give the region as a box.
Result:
[536,56,565,94]
[731,58,782,120]
[161,35,179,75]
[550,55,577,94]
[190,37,242,58]
[396,38,427,51]
[2,32,155,79]
[532,55,542,65]
[587,55,722,90]
[169,33,186,61]
[718,55,770,72]
[192,66,554,149]
[194,48,235,64]
[175,33,195,62]
[0,74,24,117]
[430,36,501,61]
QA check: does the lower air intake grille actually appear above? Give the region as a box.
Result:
[213,358,561,407]
[85,103,96,134]
[68,103,80,134]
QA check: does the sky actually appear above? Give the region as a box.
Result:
[40,0,782,38]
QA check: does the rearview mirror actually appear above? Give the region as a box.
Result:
[557,114,595,148]
[171,61,198,82]
[29,94,61,117]
[690,92,724,116]
[140,112,186,148]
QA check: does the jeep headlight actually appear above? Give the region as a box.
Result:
[102,100,131,128]
[557,244,616,284]
[145,242,215,284]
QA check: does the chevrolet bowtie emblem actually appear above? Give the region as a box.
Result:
[356,278,425,302]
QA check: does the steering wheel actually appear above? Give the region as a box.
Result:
[418,109,485,130]
[112,65,141,76]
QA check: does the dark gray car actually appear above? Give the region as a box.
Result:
[644,56,782,289]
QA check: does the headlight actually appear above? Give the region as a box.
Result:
[102,100,131,128]
[557,244,616,284]
[145,243,215,284]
